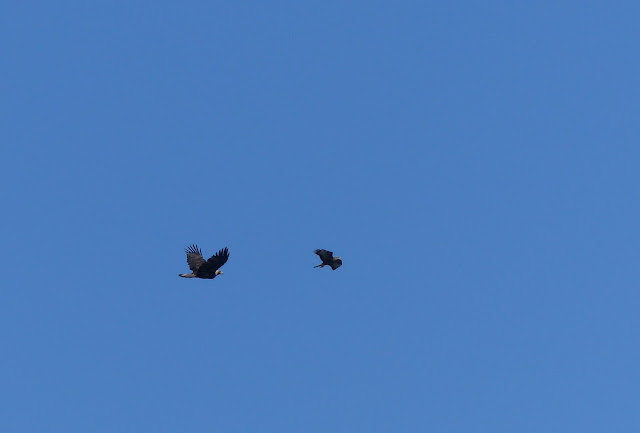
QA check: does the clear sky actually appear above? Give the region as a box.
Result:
[2,1,639,431]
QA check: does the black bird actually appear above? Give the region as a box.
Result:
[314,249,342,270]
[179,244,229,279]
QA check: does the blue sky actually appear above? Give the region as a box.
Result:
[2,0,639,431]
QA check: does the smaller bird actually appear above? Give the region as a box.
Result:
[179,244,229,279]
[314,249,342,270]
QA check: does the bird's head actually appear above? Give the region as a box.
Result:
[215,270,224,276]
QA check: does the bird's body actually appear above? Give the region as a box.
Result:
[314,249,342,270]
[179,244,229,279]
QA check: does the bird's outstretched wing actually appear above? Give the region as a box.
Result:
[314,249,334,264]
[329,258,342,270]
[185,244,206,272]
[206,247,230,272]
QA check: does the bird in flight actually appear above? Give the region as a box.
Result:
[314,249,342,270]
[179,244,229,279]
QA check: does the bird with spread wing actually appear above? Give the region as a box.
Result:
[314,249,342,270]
[179,244,229,279]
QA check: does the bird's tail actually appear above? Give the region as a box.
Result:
[314,264,324,268]
[179,273,196,278]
